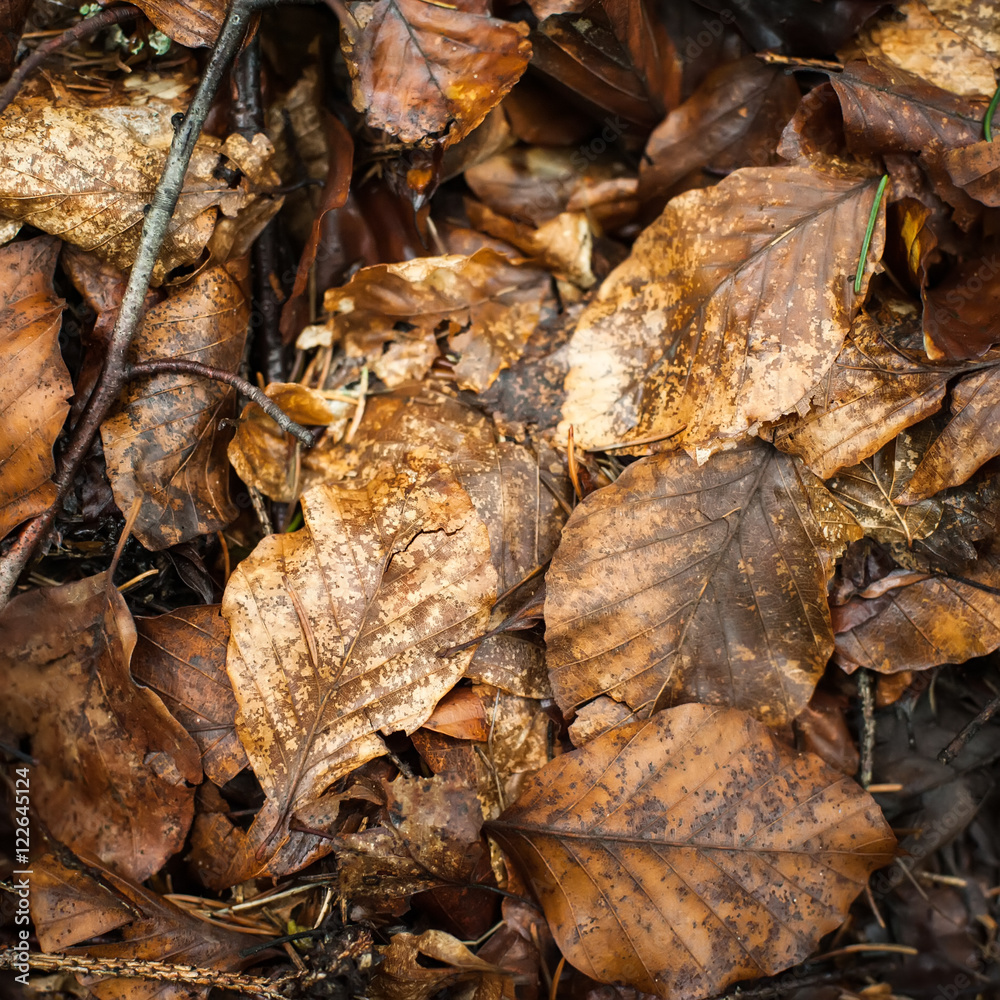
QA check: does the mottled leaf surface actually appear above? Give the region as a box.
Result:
[487,704,896,1000]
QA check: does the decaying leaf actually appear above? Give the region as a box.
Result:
[545,441,860,727]
[835,536,1000,673]
[368,930,507,1000]
[31,851,259,1000]
[561,164,886,455]
[227,382,353,503]
[0,237,68,540]
[222,460,496,875]
[302,251,552,393]
[0,103,278,282]
[133,605,248,786]
[0,575,201,881]
[100,262,249,550]
[770,308,951,478]
[486,704,896,1000]
[340,0,531,147]
[130,0,225,47]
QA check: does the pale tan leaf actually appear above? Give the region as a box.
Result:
[221,461,496,875]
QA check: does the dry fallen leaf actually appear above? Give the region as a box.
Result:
[31,851,260,1000]
[770,308,950,479]
[0,103,277,282]
[486,704,896,1000]
[561,163,886,455]
[100,262,249,550]
[0,236,68,540]
[302,250,552,393]
[0,575,201,881]
[340,0,531,147]
[545,441,860,727]
[221,460,496,876]
[133,604,248,787]
[130,0,225,47]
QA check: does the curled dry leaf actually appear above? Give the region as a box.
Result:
[368,930,507,1000]
[0,237,68,540]
[0,103,277,282]
[0,575,201,882]
[133,605,248,786]
[303,250,552,393]
[101,262,249,550]
[896,366,1000,502]
[545,441,861,727]
[340,0,531,147]
[561,164,885,455]
[130,0,225,47]
[770,309,950,478]
[486,704,896,1000]
[221,461,496,875]
[835,536,1000,674]
[227,382,353,503]
[31,851,260,1000]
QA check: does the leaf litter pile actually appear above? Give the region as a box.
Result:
[2,2,1000,1000]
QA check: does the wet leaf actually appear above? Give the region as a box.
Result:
[0,575,201,881]
[0,103,277,282]
[0,237,68,540]
[100,262,249,550]
[486,704,896,1000]
[340,0,531,147]
[133,605,248,787]
[130,0,225,47]
[31,851,259,1000]
[770,309,951,478]
[834,536,1000,673]
[545,441,860,727]
[561,164,886,454]
[221,460,496,875]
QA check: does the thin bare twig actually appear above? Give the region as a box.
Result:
[0,5,141,115]
[938,691,1000,765]
[0,949,290,999]
[0,0,260,609]
[127,359,317,446]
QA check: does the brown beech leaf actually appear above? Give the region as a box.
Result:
[322,388,569,698]
[100,262,249,550]
[896,367,1000,502]
[0,576,201,881]
[830,59,990,156]
[834,536,1000,674]
[769,309,951,478]
[857,0,998,97]
[939,139,1000,206]
[545,441,860,728]
[133,605,248,787]
[368,930,507,1000]
[921,250,1000,360]
[221,461,496,875]
[340,0,531,147]
[0,237,68,540]
[485,704,896,1000]
[130,0,224,47]
[31,851,260,1000]
[0,103,277,282]
[304,251,551,392]
[227,383,353,503]
[561,164,886,454]
[639,56,800,201]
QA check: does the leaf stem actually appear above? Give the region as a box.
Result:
[0,4,141,116]
[986,80,1000,142]
[853,173,888,296]
[126,359,317,446]
[0,0,259,609]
